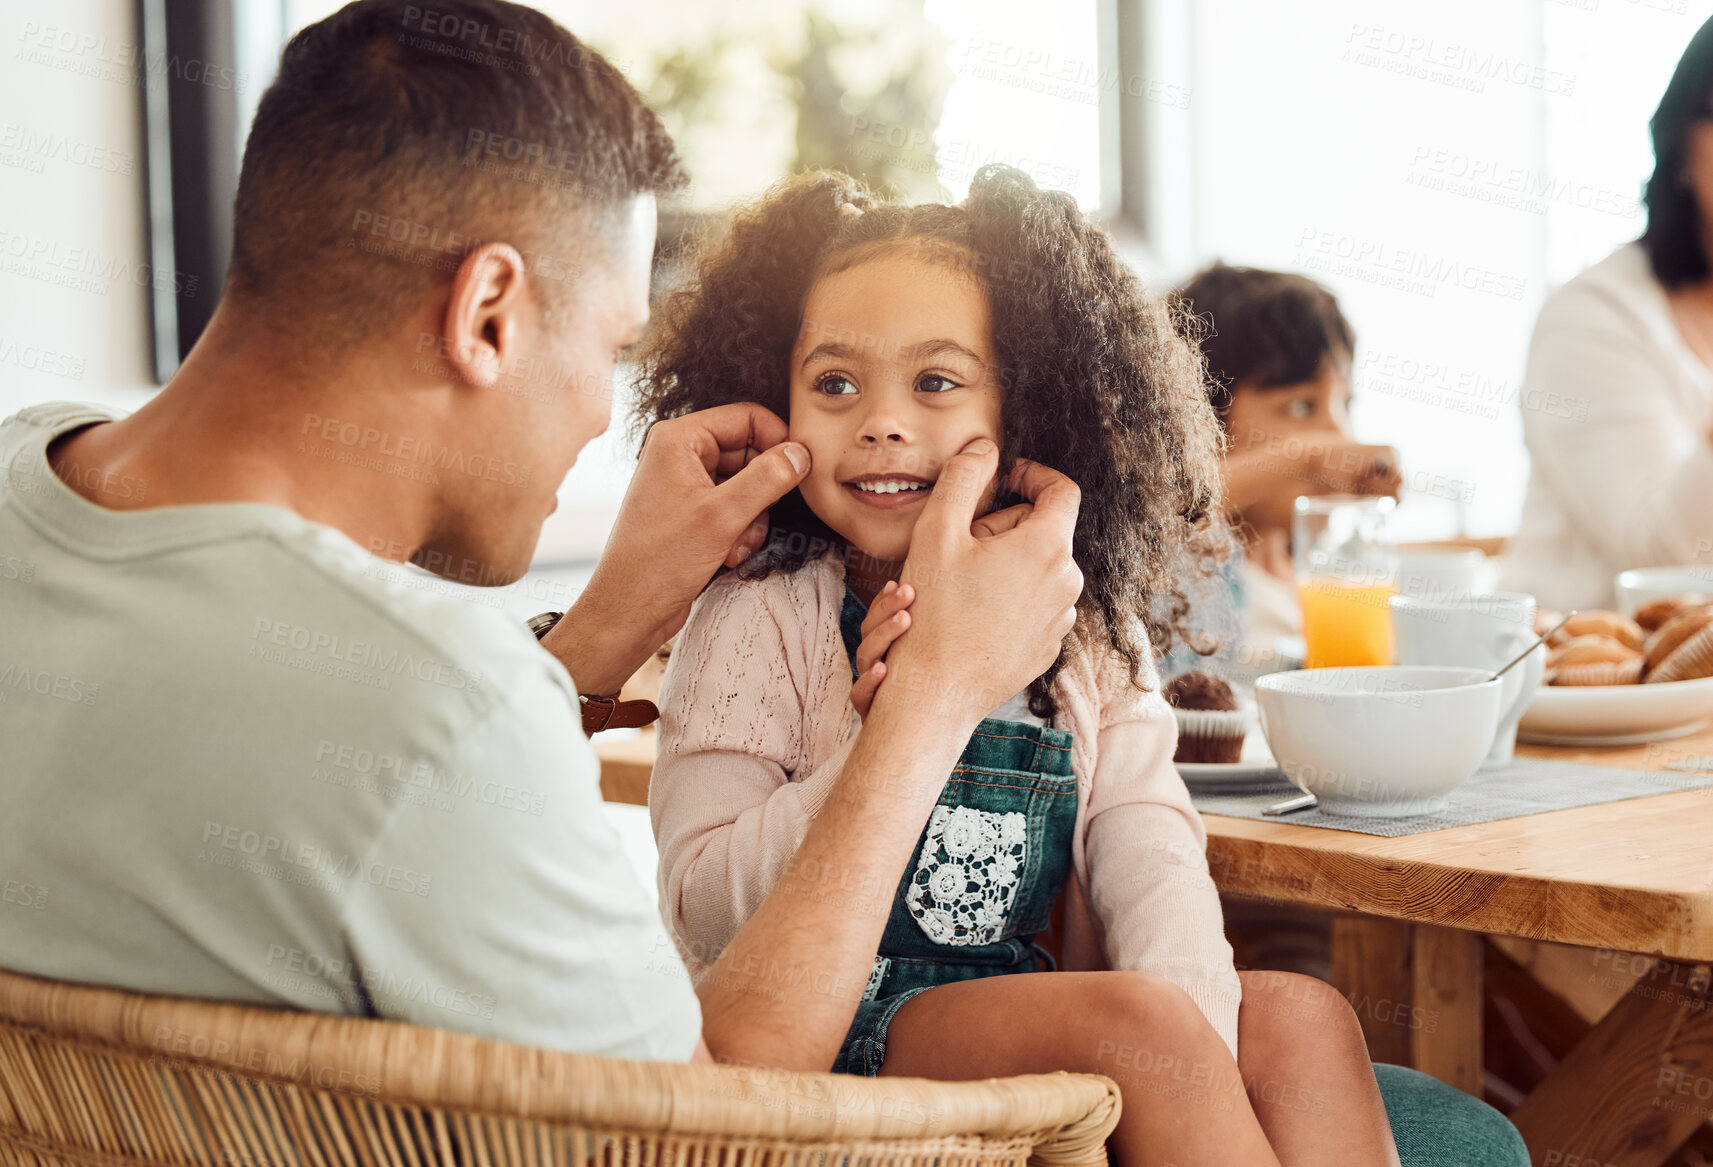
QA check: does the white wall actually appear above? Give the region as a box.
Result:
[1,0,157,416]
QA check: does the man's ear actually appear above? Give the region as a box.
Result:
[443,242,527,389]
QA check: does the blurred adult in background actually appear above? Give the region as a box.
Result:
[1506,16,1713,610]
[1171,265,1403,674]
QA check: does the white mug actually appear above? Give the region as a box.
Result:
[1396,548,1491,604]
[1389,591,1545,768]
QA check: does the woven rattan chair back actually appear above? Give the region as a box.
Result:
[0,968,1117,1167]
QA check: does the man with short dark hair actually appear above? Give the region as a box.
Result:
[0,0,1082,1070]
[0,7,1533,1160]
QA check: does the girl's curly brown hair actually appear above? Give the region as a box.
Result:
[633,164,1229,717]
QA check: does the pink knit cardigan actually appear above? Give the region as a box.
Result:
[649,552,1242,1055]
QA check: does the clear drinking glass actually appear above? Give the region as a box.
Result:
[1293,495,1398,668]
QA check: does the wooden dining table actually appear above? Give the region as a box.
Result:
[1203,725,1713,1167]
[595,723,1713,1166]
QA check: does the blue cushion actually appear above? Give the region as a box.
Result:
[1374,1064,1528,1167]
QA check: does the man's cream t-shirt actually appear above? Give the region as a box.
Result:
[0,402,700,1060]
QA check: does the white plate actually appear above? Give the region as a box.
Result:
[1517,674,1713,745]
[1176,734,1287,791]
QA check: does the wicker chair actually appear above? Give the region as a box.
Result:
[0,968,1119,1167]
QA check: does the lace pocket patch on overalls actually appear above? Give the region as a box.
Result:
[861,956,891,1002]
[905,805,1028,945]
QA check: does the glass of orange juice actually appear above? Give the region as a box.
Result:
[1293,495,1398,668]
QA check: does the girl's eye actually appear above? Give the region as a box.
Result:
[1285,397,1315,420]
[814,373,858,396]
[917,373,959,394]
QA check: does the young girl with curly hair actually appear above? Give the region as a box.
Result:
[635,165,1400,1166]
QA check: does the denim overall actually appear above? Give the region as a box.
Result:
[832,585,1080,1076]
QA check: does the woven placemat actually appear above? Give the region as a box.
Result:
[1187,756,1713,837]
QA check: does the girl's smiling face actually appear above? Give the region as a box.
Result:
[788,248,1004,566]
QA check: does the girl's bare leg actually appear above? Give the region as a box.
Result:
[1235,970,1402,1167]
[876,971,1282,1167]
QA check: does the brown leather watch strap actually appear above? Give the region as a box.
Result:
[528,611,661,736]
[580,695,660,735]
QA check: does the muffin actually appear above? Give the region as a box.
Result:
[1645,621,1713,684]
[1536,598,1713,684]
[1643,608,1713,678]
[1552,658,1644,686]
[1634,596,1706,634]
[1561,611,1645,652]
[1546,634,1644,687]
[1165,671,1252,763]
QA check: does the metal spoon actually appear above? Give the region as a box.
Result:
[1489,610,1574,682]
[1263,792,1317,816]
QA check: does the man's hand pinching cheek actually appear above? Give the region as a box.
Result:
[704,439,809,567]
[929,438,998,513]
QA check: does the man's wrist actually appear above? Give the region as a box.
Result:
[532,613,659,733]
[824,695,973,827]
[865,657,988,740]
[540,596,665,697]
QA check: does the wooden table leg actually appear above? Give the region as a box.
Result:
[1509,958,1713,1167]
[1332,916,1415,1067]
[1412,923,1484,1094]
[1330,916,1484,1095]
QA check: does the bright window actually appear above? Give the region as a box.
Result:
[269,0,1709,552]
[1155,0,1711,539]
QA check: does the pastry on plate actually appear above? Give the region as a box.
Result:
[1541,598,1713,685]
[1642,608,1713,676]
[1645,619,1713,684]
[1546,632,1644,686]
[1560,611,1645,652]
[1552,658,1645,686]
[1634,596,1707,633]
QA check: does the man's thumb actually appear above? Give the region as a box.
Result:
[714,441,809,521]
[920,437,997,535]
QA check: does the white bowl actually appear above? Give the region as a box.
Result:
[1254,666,1503,817]
[1613,566,1713,616]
